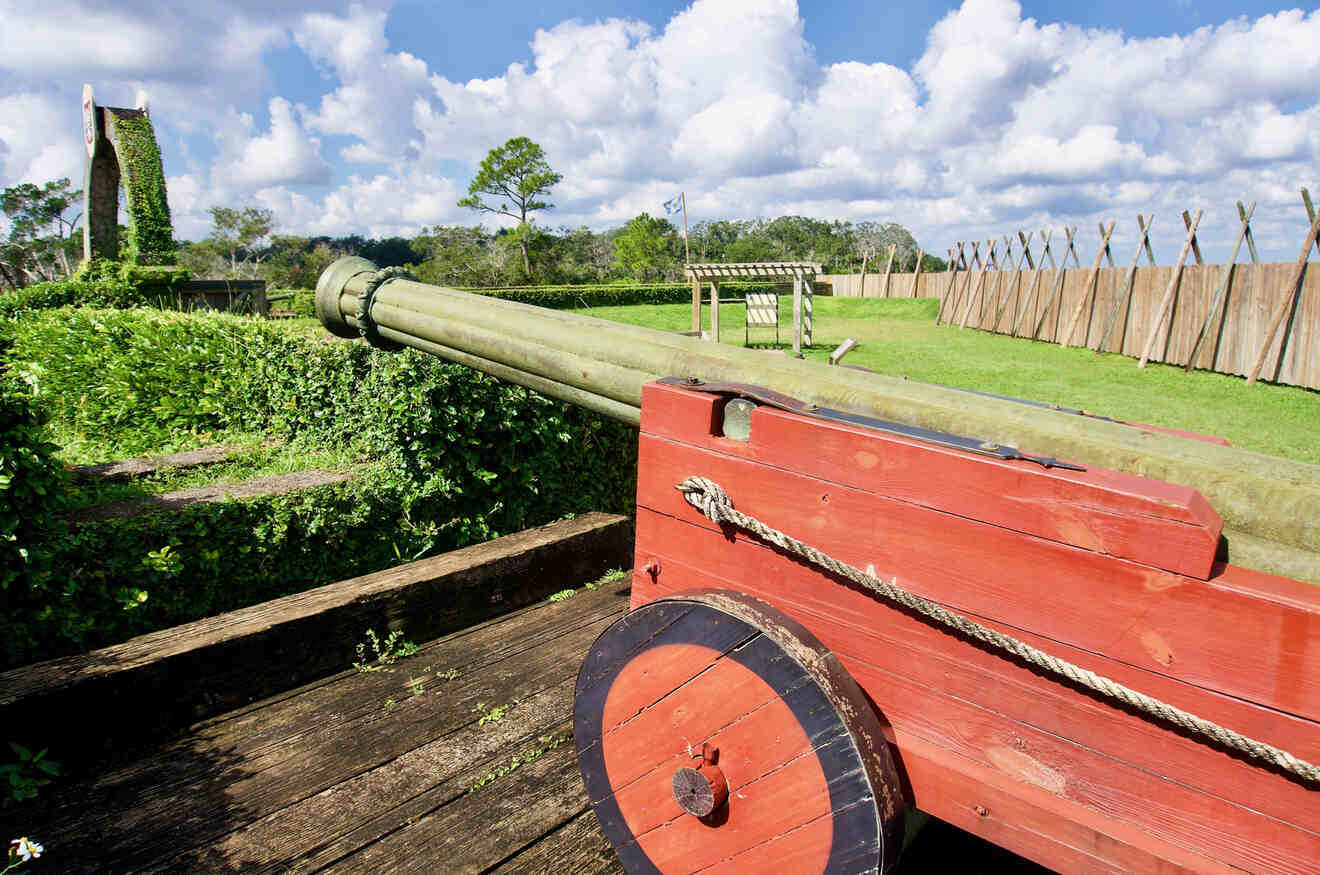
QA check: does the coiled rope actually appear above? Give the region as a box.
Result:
[675,475,1319,785]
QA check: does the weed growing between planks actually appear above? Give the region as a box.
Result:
[353,629,419,672]
[466,732,572,794]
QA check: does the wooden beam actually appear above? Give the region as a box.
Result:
[936,242,963,323]
[1246,191,1320,385]
[1060,221,1116,348]
[1186,201,1255,372]
[1031,227,1077,340]
[1140,210,1202,368]
[709,280,720,343]
[910,248,925,297]
[1011,229,1051,337]
[881,242,897,298]
[1182,211,1204,266]
[992,231,1032,332]
[981,236,1011,325]
[691,277,701,332]
[1095,215,1154,354]
[945,241,980,326]
[959,239,996,329]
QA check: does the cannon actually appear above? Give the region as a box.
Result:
[318,257,1320,873]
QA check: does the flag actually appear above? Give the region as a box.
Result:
[663,195,682,216]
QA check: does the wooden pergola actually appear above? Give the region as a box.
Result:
[684,261,822,354]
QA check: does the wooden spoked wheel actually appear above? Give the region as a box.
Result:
[575,590,905,874]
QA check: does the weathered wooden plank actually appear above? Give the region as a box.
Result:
[490,809,623,874]
[1140,210,1202,367]
[635,439,1320,722]
[0,513,632,768]
[17,583,630,871]
[1059,220,1115,348]
[640,383,1221,578]
[64,469,355,522]
[1248,201,1320,384]
[318,721,588,874]
[71,445,242,482]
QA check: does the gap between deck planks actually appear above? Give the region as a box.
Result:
[11,581,632,874]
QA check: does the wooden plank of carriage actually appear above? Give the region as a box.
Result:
[3,515,635,871]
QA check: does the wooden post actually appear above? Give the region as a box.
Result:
[1060,221,1116,348]
[1183,210,1204,266]
[802,271,813,347]
[1088,221,1118,350]
[710,280,720,343]
[959,239,995,329]
[1012,229,1051,337]
[936,243,962,323]
[1031,227,1077,340]
[910,248,924,297]
[945,241,979,326]
[1139,210,1202,368]
[1246,192,1320,385]
[992,231,1032,332]
[881,243,896,298]
[691,277,701,332]
[1186,201,1255,372]
[791,273,802,355]
[980,237,1010,325]
[1095,215,1154,354]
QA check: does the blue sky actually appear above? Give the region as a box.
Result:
[1,0,1316,262]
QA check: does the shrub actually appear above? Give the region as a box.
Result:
[0,365,66,595]
[1,307,637,666]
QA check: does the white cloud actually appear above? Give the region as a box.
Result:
[1,0,1316,258]
[214,98,332,187]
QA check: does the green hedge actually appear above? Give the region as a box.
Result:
[269,288,316,318]
[0,364,67,597]
[1,307,637,667]
[0,269,192,320]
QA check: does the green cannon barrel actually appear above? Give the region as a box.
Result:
[316,256,1320,583]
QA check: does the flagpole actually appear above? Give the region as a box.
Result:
[681,191,691,265]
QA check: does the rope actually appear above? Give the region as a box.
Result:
[356,266,412,350]
[675,475,1320,785]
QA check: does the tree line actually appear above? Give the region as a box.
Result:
[1,134,942,291]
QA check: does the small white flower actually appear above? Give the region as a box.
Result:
[9,837,43,861]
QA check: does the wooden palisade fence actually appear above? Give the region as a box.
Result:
[823,189,1320,390]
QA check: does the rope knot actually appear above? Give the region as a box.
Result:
[676,476,732,523]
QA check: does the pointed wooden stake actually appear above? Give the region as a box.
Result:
[1012,228,1051,337]
[992,231,1033,332]
[1031,226,1077,340]
[959,239,996,329]
[1095,215,1154,354]
[1247,189,1320,385]
[1060,220,1116,348]
[1140,209,1202,368]
[1185,201,1255,372]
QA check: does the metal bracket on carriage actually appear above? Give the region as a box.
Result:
[658,376,1085,471]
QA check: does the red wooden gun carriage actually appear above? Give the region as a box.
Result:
[317,258,1320,873]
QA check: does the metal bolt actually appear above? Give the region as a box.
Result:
[672,744,728,819]
[642,558,661,580]
[979,441,1000,451]
[973,804,989,818]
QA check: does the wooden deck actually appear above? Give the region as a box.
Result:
[13,578,1046,874]
[16,580,630,873]
[6,510,1045,873]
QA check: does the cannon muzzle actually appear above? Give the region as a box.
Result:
[316,256,1320,582]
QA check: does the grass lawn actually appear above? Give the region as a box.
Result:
[571,297,1320,465]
